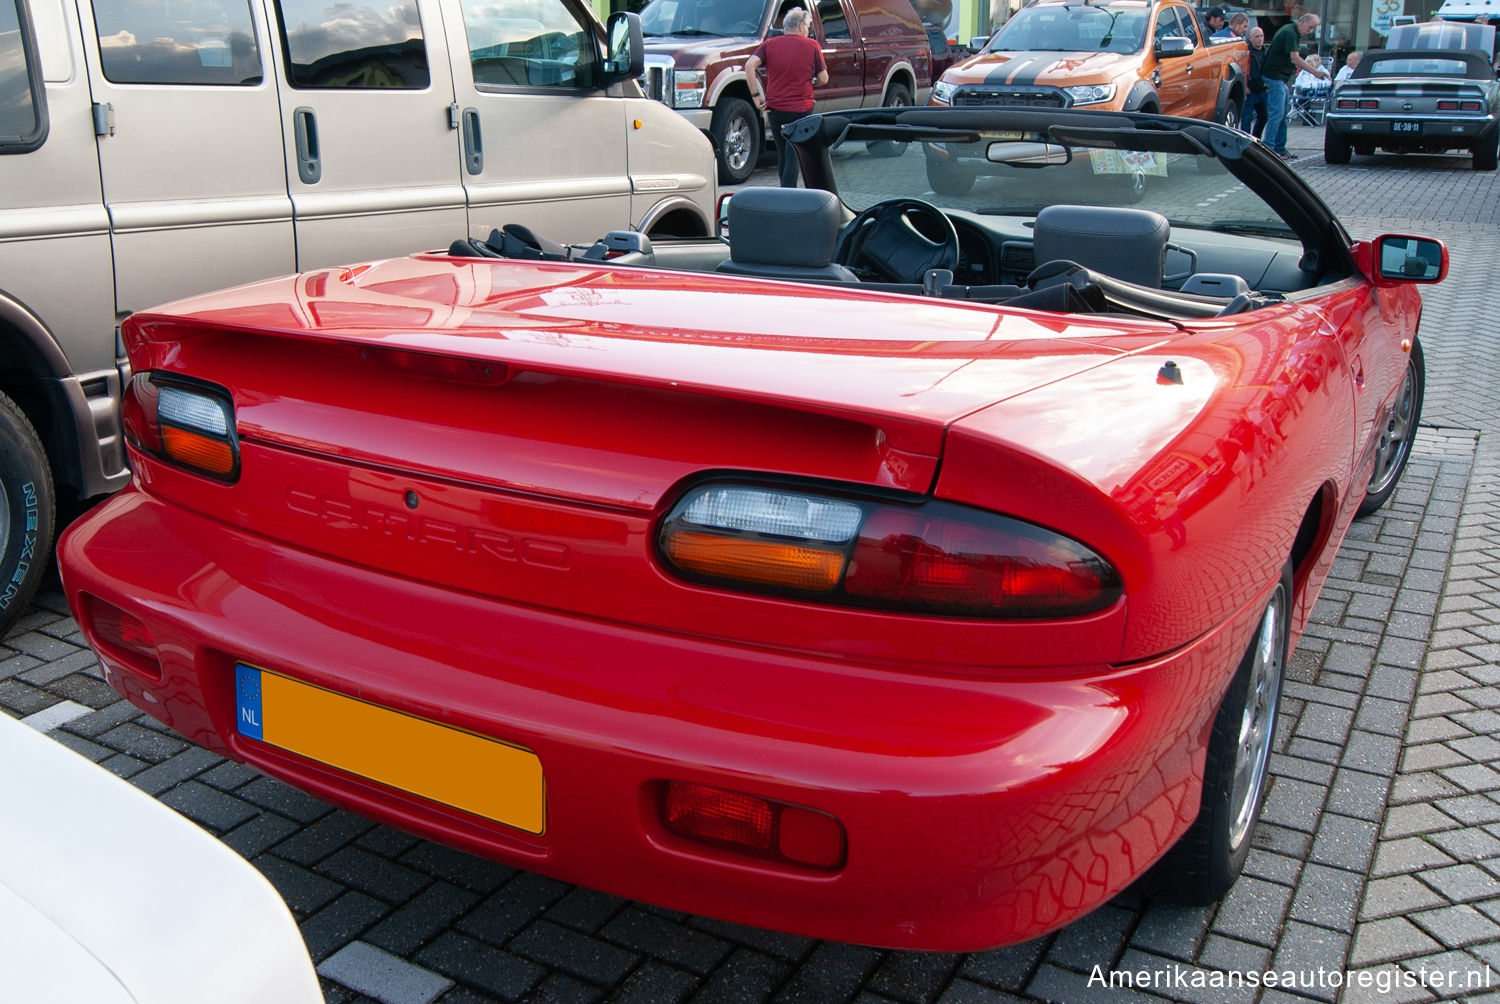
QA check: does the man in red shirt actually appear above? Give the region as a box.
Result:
[744,7,829,187]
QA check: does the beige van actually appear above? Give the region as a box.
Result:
[0,0,715,630]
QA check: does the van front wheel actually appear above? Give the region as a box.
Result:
[712,98,761,185]
[0,391,54,636]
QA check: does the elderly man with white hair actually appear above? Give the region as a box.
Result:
[744,7,830,187]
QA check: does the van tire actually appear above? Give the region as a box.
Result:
[0,391,54,637]
[712,98,762,185]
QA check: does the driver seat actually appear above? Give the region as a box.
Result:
[717,188,859,282]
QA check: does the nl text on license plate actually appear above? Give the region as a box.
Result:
[235,663,544,833]
[1391,120,1422,134]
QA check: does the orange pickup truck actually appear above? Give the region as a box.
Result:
[930,0,1247,127]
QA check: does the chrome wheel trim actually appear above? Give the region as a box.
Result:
[1229,586,1284,851]
[724,114,753,174]
[1368,357,1419,499]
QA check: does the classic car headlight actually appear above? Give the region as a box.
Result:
[123,374,240,481]
[931,79,957,105]
[658,482,1121,618]
[1063,83,1117,106]
[672,69,706,109]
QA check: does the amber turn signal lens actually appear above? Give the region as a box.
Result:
[162,426,236,476]
[662,530,845,592]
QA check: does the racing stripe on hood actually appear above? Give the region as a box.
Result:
[988,54,1054,85]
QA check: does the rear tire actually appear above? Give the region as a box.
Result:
[0,391,55,637]
[868,82,913,158]
[1324,126,1352,164]
[712,97,761,185]
[1357,339,1424,517]
[1474,128,1498,172]
[1153,564,1290,904]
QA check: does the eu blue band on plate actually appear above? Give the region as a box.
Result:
[235,663,264,741]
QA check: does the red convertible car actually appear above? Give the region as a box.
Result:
[59,107,1441,951]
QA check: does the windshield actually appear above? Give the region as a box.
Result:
[988,4,1149,54]
[1367,56,1475,76]
[827,127,1296,240]
[641,0,765,36]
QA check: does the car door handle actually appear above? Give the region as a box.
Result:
[462,108,483,176]
[293,107,321,184]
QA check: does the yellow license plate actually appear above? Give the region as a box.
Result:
[234,664,544,833]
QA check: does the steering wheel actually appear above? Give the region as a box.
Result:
[834,198,960,284]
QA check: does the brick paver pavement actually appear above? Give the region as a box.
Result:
[3,119,1498,1003]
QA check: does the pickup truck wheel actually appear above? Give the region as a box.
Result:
[868,82,913,158]
[1324,126,1352,165]
[0,391,54,637]
[1473,128,1498,171]
[712,97,761,185]
[925,155,975,196]
[1217,97,1241,132]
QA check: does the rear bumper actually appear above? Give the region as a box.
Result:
[59,488,1260,950]
[1325,112,1495,144]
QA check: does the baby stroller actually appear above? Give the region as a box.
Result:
[1292,81,1330,126]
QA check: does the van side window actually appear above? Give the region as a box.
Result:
[91,0,264,85]
[276,0,430,89]
[459,0,599,90]
[1,0,48,151]
[817,0,850,40]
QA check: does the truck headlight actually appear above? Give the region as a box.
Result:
[1062,83,1117,106]
[672,70,706,109]
[931,79,957,105]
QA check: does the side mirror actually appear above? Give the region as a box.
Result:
[1155,36,1194,57]
[716,193,732,240]
[968,35,990,53]
[604,11,645,84]
[1360,234,1448,285]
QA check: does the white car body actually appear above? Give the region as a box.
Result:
[0,713,321,1004]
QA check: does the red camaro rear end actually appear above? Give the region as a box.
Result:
[58,108,1440,950]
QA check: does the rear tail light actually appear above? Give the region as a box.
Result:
[1436,100,1482,111]
[657,483,1121,619]
[1336,98,1379,109]
[124,374,239,481]
[661,781,846,870]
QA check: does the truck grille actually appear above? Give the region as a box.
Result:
[641,56,675,104]
[953,86,1067,109]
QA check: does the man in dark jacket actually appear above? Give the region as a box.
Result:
[1243,25,1268,138]
[744,7,830,187]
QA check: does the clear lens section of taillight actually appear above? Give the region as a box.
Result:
[124,375,239,481]
[681,487,861,542]
[658,483,1121,619]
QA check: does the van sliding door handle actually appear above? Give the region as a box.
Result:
[293,107,321,184]
[462,108,483,175]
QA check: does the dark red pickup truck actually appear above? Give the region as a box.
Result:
[640,0,933,183]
